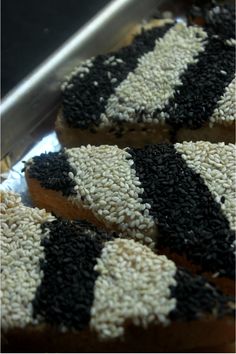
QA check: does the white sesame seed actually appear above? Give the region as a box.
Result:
[175,142,236,231]
[1,191,55,329]
[61,58,94,90]
[66,146,155,244]
[226,38,236,47]
[209,75,236,125]
[68,171,74,179]
[90,239,177,339]
[101,24,207,126]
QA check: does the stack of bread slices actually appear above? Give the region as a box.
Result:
[2,3,235,352]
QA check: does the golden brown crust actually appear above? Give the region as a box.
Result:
[176,122,235,144]
[26,171,157,242]
[55,111,171,148]
[26,172,120,233]
[56,111,235,149]
[2,317,235,353]
[158,248,235,297]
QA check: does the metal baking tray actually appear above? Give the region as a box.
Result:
[0,0,193,197]
[1,2,235,351]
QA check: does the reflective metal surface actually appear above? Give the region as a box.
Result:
[0,132,60,205]
[0,0,187,195]
[1,0,161,160]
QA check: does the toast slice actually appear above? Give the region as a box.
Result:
[1,191,235,352]
[25,142,235,295]
[56,4,235,147]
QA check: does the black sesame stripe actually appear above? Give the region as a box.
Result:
[159,25,235,129]
[26,151,76,197]
[33,218,115,330]
[188,3,235,41]
[62,23,173,129]
[204,4,235,41]
[170,268,235,321]
[128,144,235,279]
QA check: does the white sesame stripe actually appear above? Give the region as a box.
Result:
[175,142,236,230]
[209,75,236,126]
[101,23,207,125]
[90,238,177,339]
[61,58,94,91]
[1,191,55,329]
[66,145,155,245]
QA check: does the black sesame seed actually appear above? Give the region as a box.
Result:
[170,268,235,321]
[33,218,115,329]
[128,144,235,279]
[161,21,235,129]
[221,196,225,204]
[204,3,235,40]
[62,24,173,129]
[27,150,76,197]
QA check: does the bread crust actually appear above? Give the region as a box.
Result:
[56,111,235,148]
[2,317,235,353]
[55,110,171,148]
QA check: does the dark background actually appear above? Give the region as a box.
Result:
[1,0,111,97]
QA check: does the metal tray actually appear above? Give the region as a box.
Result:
[1,3,235,351]
[0,0,192,197]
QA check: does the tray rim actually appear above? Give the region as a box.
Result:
[1,0,162,160]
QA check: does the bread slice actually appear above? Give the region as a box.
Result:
[56,4,235,147]
[1,191,235,352]
[24,142,235,295]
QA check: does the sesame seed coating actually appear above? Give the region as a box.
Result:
[61,58,94,91]
[33,218,115,330]
[204,3,235,41]
[129,144,235,279]
[170,268,235,321]
[162,26,235,129]
[175,142,236,230]
[26,151,77,196]
[62,23,172,129]
[90,238,177,339]
[1,191,54,329]
[0,190,21,210]
[60,4,235,135]
[103,23,207,125]
[66,145,155,244]
[209,76,236,125]
[1,192,234,336]
[27,143,235,280]
[91,238,235,339]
